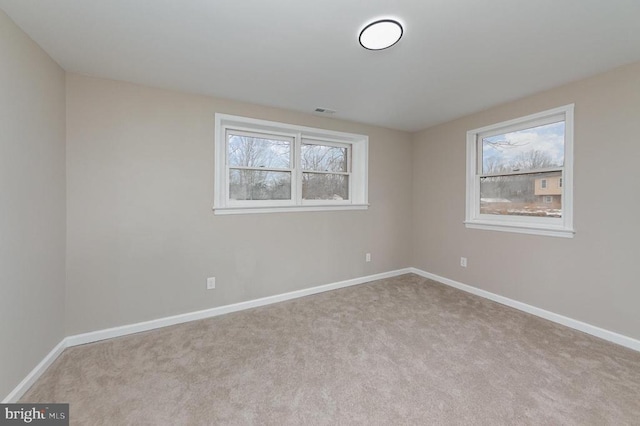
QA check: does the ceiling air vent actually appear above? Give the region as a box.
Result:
[314,107,337,114]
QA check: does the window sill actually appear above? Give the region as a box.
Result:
[464,220,575,238]
[214,204,369,215]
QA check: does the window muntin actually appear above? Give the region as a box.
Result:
[466,105,574,238]
[214,114,368,214]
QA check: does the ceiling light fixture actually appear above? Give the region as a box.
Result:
[359,19,403,50]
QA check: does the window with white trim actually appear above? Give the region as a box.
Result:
[465,104,574,238]
[214,114,368,214]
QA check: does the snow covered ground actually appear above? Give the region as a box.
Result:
[481,202,562,218]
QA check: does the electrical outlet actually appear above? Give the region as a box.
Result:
[207,277,216,290]
[365,253,371,262]
[460,257,467,268]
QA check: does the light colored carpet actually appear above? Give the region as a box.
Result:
[21,274,640,425]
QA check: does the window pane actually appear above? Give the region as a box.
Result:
[482,121,564,174]
[228,133,290,169]
[301,143,348,172]
[302,173,348,200]
[480,171,562,217]
[229,169,291,200]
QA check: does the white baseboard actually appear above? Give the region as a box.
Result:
[65,268,413,347]
[409,267,640,352]
[6,268,410,402]
[2,339,68,403]
[7,265,639,402]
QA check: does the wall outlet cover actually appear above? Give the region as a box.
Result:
[207,277,216,289]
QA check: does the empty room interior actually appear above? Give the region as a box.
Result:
[1,1,640,424]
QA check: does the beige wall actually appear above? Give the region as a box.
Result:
[3,10,639,397]
[412,62,640,340]
[0,10,66,398]
[65,74,413,334]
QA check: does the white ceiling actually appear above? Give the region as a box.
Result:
[1,0,639,132]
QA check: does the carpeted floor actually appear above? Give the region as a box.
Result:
[21,274,640,425]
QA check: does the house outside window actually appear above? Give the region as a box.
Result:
[214,114,368,214]
[465,104,574,238]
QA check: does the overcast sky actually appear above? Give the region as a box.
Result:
[483,121,565,171]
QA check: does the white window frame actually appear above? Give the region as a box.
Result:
[225,129,296,208]
[300,138,352,205]
[465,104,575,238]
[214,114,368,215]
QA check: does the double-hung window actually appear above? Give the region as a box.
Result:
[301,139,351,202]
[227,130,294,204]
[465,104,574,238]
[214,114,368,214]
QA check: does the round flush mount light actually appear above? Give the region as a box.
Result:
[359,19,403,50]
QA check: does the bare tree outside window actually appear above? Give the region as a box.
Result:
[465,105,574,237]
[215,114,369,214]
[228,133,292,200]
[479,121,564,217]
[301,142,350,200]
